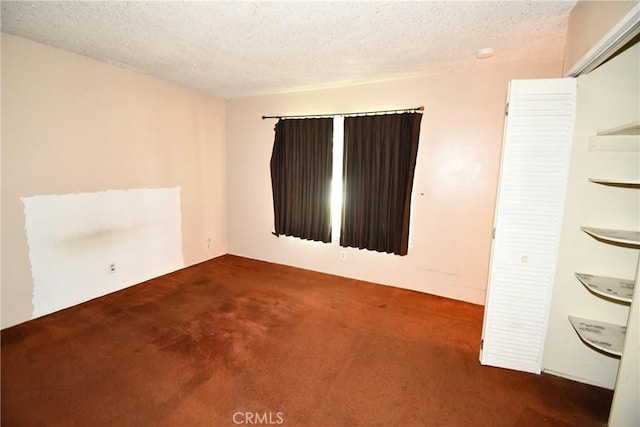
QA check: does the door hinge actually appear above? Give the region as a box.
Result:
[492,228,496,239]
[505,103,509,116]
[480,339,484,350]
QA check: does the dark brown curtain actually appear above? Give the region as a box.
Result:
[341,113,422,255]
[270,118,333,242]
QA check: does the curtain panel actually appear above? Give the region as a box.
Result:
[270,118,333,243]
[341,113,422,255]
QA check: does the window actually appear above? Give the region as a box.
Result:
[270,112,422,255]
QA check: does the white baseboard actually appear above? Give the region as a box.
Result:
[542,368,614,390]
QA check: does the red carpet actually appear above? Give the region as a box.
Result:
[1,255,612,426]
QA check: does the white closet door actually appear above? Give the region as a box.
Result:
[480,78,577,374]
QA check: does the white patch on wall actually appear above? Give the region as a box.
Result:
[22,187,184,318]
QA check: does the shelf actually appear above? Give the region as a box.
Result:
[597,121,640,136]
[575,273,634,303]
[588,178,640,188]
[581,227,640,246]
[568,315,626,357]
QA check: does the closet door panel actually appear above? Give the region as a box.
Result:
[480,78,577,374]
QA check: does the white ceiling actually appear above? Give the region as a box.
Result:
[1,1,577,99]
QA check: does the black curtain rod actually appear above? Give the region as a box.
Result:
[261,106,424,120]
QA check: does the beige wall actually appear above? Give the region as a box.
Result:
[226,59,563,306]
[563,0,637,75]
[0,30,569,327]
[545,43,640,389]
[1,34,228,328]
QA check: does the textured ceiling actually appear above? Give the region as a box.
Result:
[1,1,577,99]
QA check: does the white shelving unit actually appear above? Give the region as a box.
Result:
[569,122,639,361]
[575,273,634,303]
[596,121,640,135]
[588,178,640,188]
[568,316,626,356]
[588,120,640,151]
[580,227,640,246]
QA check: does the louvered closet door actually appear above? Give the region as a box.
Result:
[480,78,576,374]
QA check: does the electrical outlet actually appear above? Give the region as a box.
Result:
[109,263,116,274]
[340,250,346,261]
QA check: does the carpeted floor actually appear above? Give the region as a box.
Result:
[1,255,612,426]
